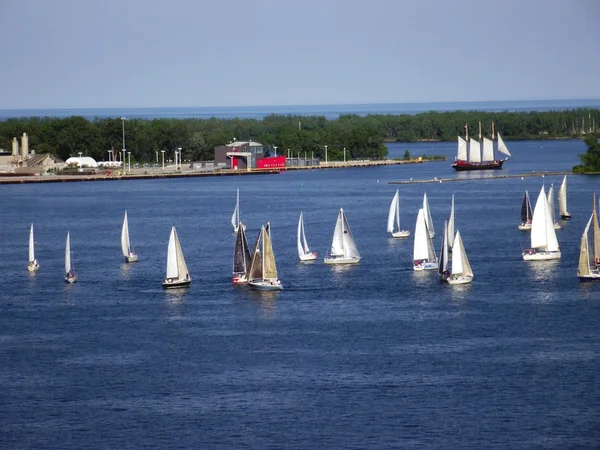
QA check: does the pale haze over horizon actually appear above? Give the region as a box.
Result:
[0,0,598,109]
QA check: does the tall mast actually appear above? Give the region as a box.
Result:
[478,121,482,140]
[465,123,469,141]
[491,121,495,140]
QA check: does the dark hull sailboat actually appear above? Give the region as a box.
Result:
[452,122,511,171]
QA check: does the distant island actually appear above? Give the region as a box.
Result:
[573,133,600,173]
[0,108,598,165]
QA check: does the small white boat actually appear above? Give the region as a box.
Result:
[423,193,435,238]
[413,208,437,270]
[387,189,410,238]
[162,226,191,289]
[523,186,561,261]
[248,224,283,290]
[27,223,40,272]
[232,221,251,284]
[121,210,138,263]
[64,231,77,283]
[547,184,561,230]
[518,190,533,231]
[231,189,246,233]
[558,175,571,220]
[298,212,317,261]
[447,230,473,285]
[578,211,600,281]
[324,208,361,265]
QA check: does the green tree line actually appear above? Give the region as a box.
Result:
[0,108,598,163]
[574,133,600,173]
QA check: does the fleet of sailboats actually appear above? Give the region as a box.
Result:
[452,122,511,171]
[64,231,76,283]
[522,186,561,261]
[247,224,283,290]
[27,223,39,272]
[297,212,317,261]
[387,190,410,238]
[519,190,533,231]
[558,175,571,220]
[121,210,138,263]
[413,208,437,270]
[232,221,251,284]
[324,208,361,264]
[162,226,191,289]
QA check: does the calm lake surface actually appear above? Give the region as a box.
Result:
[1,140,599,448]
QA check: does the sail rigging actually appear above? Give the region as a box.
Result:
[423,193,434,237]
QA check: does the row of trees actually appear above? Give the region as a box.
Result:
[0,109,598,163]
[574,133,600,173]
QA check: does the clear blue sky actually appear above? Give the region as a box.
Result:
[0,0,598,108]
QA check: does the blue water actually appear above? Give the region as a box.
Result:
[1,99,600,120]
[1,140,599,448]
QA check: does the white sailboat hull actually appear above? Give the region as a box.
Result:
[553,223,561,230]
[65,274,77,283]
[578,271,600,281]
[518,223,532,231]
[392,230,410,239]
[324,255,361,265]
[522,250,561,261]
[249,279,283,290]
[162,278,191,289]
[125,254,139,263]
[27,260,39,272]
[413,261,437,271]
[232,273,248,284]
[561,212,572,220]
[447,275,473,285]
[299,252,318,261]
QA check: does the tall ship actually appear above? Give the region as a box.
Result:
[452,122,511,171]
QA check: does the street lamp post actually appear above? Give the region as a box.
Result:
[177,147,182,170]
[155,151,158,163]
[108,149,112,162]
[324,145,328,163]
[121,117,126,168]
[127,151,131,173]
[343,147,346,163]
[161,150,165,170]
[273,146,278,157]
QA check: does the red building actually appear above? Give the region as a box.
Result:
[256,155,286,169]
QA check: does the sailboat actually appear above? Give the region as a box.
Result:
[423,193,434,238]
[518,190,533,231]
[547,184,561,230]
[231,189,246,233]
[558,175,571,220]
[447,230,473,285]
[522,186,561,261]
[413,208,437,270]
[64,231,76,283]
[438,220,449,281]
[232,221,251,284]
[577,212,600,281]
[162,226,191,289]
[297,212,317,261]
[248,224,283,290]
[452,122,511,171]
[593,193,600,268]
[27,223,39,272]
[121,210,138,263]
[447,195,455,250]
[324,208,361,264]
[387,190,410,238]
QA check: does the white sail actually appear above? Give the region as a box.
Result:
[65,232,71,274]
[457,136,467,161]
[496,133,511,157]
[423,193,434,237]
[482,137,494,162]
[387,190,400,233]
[578,213,594,277]
[558,175,568,216]
[121,210,131,257]
[174,229,189,280]
[297,212,312,257]
[330,210,345,257]
[29,223,35,263]
[452,231,473,277]
[413,209,430,261]
[547,184,557,225]
[447,195,455,249]
[341,210,360,258]
[468,138,481,163]
[166,227,179,279]
[530,186,559,251]
[231,189,240,231]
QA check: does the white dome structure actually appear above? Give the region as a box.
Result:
[65,156,99,168]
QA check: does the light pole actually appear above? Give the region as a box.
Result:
[155,151,158,163]
[177,147,182,170]
[78,152,82,171]
[273,145,278,157]
[121,117,126,165]
[343,147,346,163]
[161,150,165,170]
[324,145,328,163]
[108,149,113,162]
[127,151,131,173]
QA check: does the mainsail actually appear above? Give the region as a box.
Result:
[29,223,35,263]
[341,210,360,259]
[262,227,278,280]
[521,191,533,223]
[452,230,473,277]
[387,190,400,233]
[166,226,189,280]
[578,213,593,277]
[231,189,240,230]
[414,209,436,262]
[531,186,559,252]
[330,210,345,257]
[547,184,557,225]
[233,222,251,274]
[558,175,568,217]
[593,194,600,266]
[65,232,71,274]
[247,229,263,281]
[447,195,455,250]
[297,212,312,257]
[423,193,435,237]
[457,137,468,161]
[121,210,131,257]
[438,220,449,276]
[469,138,481,163]
[482,137,494,162]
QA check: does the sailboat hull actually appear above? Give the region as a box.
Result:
[518,223,532,231]
[413,261,437,271]
[232,273,248,284]
[27,260,40,272]
[65,275,77,283]
[392,230,410,239]
[560,213,572,220]
[162,278,191,289]
[299,252,318,261]
[324,256,361,265]
[522,250,561,261]
[248,279,283,290]
[447,275,473,285]
[125,254,139,263]
[452,160,505,171]
[578,271,600,281]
